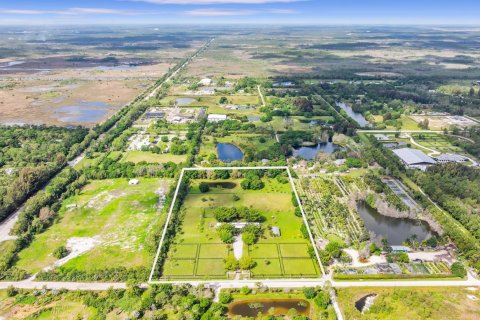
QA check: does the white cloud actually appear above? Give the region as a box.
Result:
[184,9,257,16]
[267,8,298,14]
[129,0,302,4]
[0,8,151,16]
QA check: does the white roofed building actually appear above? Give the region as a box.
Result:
[207,114,227,122]
[392,148,436,171]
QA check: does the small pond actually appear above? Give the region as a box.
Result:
[53,101,112,123]
[356,201,434,245]
[207,181,237,189]
[175,97,196,106]
[217,143,244,162]
[228,299,310,317]
[247,115,261,122]
[355,294,377,312]
[293,142,342,160]
[336,101,371,127]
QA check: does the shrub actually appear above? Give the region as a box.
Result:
[303,287,316,299]
[199,182,210,193]
[232,194,240,201]
[53,245,69,259]
[314,291,330,309]
[219,292,233,304]
[224,256,238,271]
[217,224,235,244]
[239,257,256,270]
[240,286,251,295]
[451,262,467,278]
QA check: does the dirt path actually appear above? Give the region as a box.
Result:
[257,85,266,107]
[232,236,243,260]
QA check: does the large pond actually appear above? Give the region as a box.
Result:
[336,102,370,127]
[228,299,310,317]
[356,201,434,245]
[175,98,196,106]
[293,142,342,160]
[217,143,244,162]
[53,101,112,123]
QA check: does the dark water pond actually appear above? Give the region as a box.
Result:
[355,294,377,312]
[53,101,112,123]
[356,201,434,245]
[293,142,342,160]
[336,102,371,127]
[228,299,310,317]
[217,143,244,162]
[176,98,196,106]
[207,182,237,189]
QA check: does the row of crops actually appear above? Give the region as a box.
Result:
[297,177,368,244]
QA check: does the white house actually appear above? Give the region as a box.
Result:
[392,148,436,171]
[207,114,227,122]
[199,78,212,86]
[129,179,139,185]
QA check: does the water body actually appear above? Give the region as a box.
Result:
[355,294,377,312]
[175,98,196,106]
[53,101,112,123]
[356,202,433,245]
[336,101,370,127]
[217,143,244,162]
[293,142,342,160]
[229,299,309,317]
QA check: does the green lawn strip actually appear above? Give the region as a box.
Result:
[248,244,280,259]
[169,244,198,259]
[279,243,311,258]
[162,259,195,277]
[121,150,187,164]
[333,273,462,281]
[282,258,319,277]
[198,243,230,259]
[251,258,283,277]
[196,259,226,277]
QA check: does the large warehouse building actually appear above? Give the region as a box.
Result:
[392,148,436,171]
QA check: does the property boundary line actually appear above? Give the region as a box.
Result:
[148,165,325,284]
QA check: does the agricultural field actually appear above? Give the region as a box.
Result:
[296,176,367,244]
[14,178,170,275]
[410,133,465,154]
[337,287,480,320]
[158,171,321,280]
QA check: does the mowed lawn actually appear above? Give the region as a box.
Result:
[162,176,320,279]
[16,178,170,274]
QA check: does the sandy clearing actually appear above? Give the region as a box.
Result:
[343,249,386,267]
[43,236,101,272]
[233,236,243,260]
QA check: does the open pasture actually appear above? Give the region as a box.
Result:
[159,172,320,280]
[15,178,170,274]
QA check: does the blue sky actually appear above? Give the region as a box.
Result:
[0,0,479,25]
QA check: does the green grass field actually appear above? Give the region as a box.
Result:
[121,150,187,164]
[198,133,278,161]
[15,178,170,274]
[410,133,463,154]
[160,175,320,280]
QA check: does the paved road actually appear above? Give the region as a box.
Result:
[145,38,214,100]
[0,205,23,243]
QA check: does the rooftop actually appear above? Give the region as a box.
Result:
[392,148,436,165]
